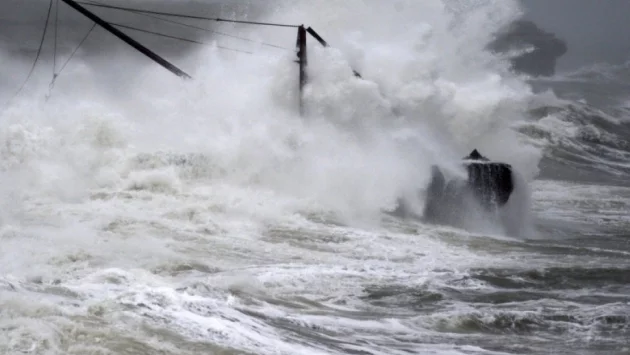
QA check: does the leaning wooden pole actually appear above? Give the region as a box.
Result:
[60,0,191,79]
[296,25,307,116]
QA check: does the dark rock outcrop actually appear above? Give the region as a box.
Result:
[463,149,514,208]
[388,149,515,228]
[489,20,568,77]
[422,150,514,223]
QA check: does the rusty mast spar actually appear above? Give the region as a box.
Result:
[56,0,362,116]
[60,0,191,78]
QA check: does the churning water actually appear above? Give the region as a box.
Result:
[1,0,629,354]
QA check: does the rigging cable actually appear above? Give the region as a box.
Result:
[57,23,97,76]
[110,22,252,54]
[48,0,59,99]
[82,0,293,51]
[52,0,59,79]
[46,22,97,99]
[119,8,291,51]
[142,14,292,51]
[4,0,54,107]
[76,1,300,28]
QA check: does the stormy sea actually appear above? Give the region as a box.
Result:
[1,0,629,354]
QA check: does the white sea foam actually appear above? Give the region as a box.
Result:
[3,1,608,354]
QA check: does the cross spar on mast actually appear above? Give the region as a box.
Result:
[60,0,192,79]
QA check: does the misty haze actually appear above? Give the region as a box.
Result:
[1,1,629,355]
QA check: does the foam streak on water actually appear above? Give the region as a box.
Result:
[1,0,629,354]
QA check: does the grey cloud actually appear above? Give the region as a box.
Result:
[519,0,630,70]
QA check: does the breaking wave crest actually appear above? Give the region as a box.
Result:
[1,0,543,227]
[4,1,629,355]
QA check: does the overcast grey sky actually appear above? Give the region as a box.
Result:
[0,0,267,59]
[1,1,629,72]
[521,0,630,71]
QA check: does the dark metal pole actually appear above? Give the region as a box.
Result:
[60,0,191,79]
[297,25,307,116]
[306,27,328,47]
[306,26,362,79]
